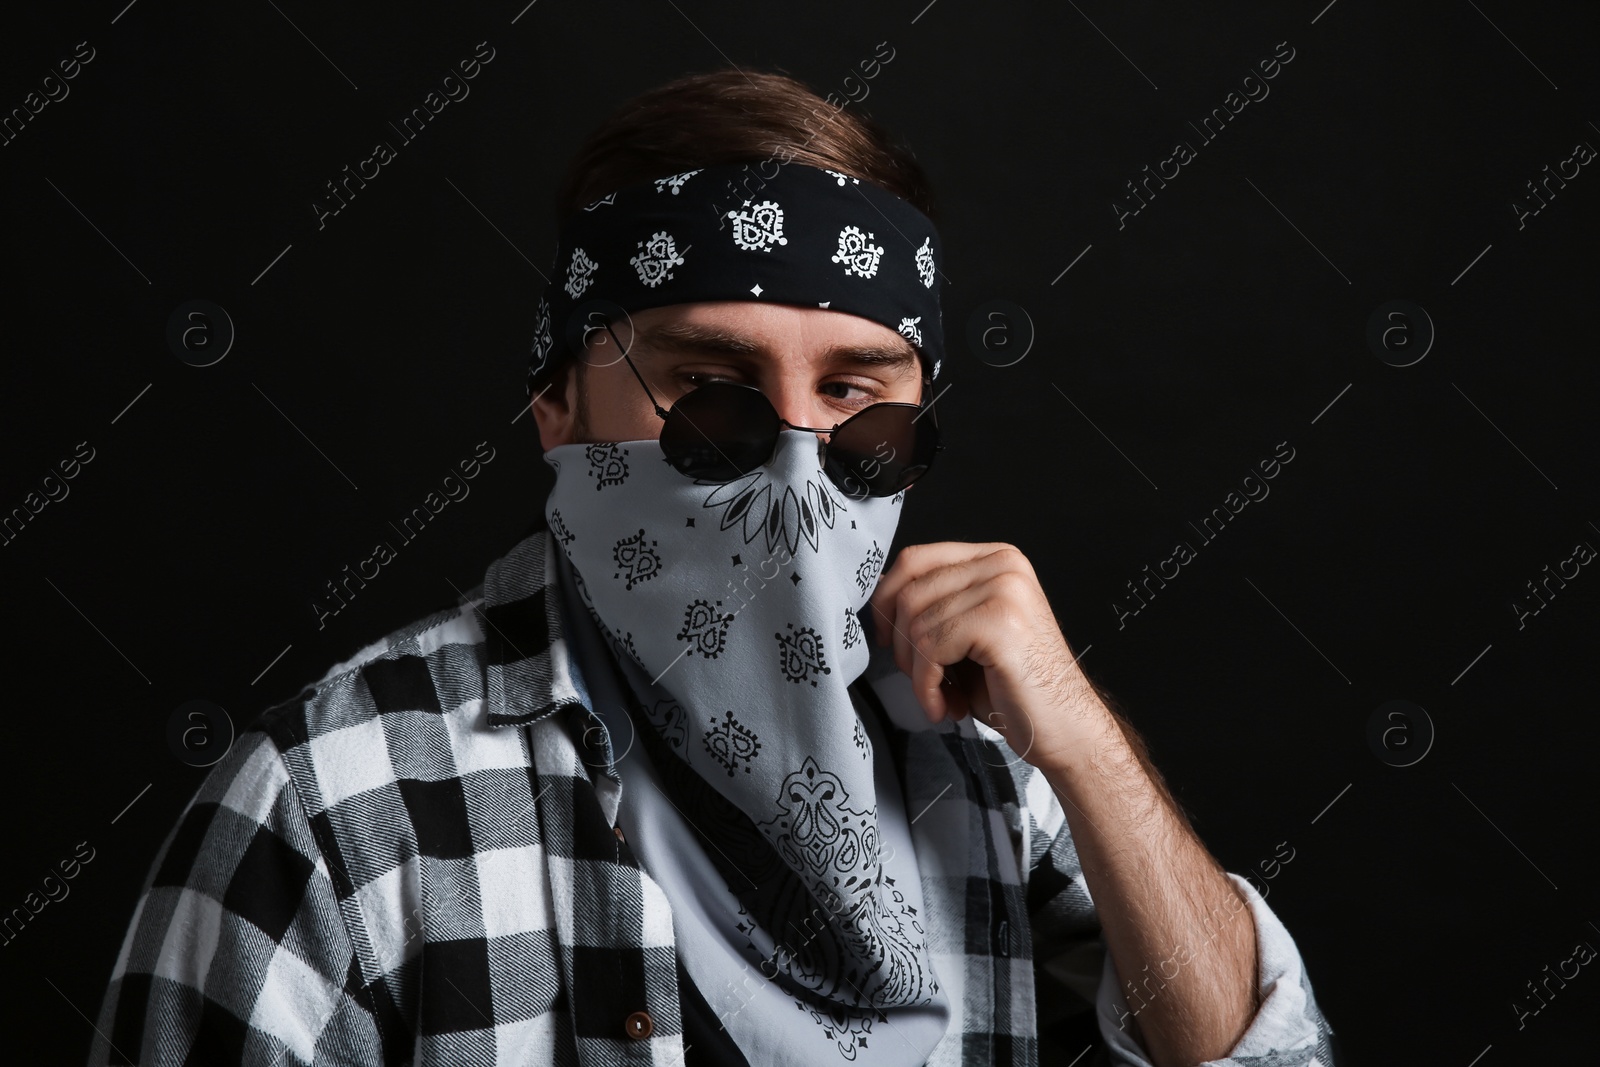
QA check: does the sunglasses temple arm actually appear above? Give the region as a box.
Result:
[923,378,935,425]
[603,321,672,422]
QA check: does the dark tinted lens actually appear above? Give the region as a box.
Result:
[826,404,939,499]
[660,382,780,480]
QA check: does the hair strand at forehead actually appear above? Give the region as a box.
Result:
[555,67,938,224]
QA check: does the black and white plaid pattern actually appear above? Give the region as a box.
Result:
[90,522,1338,1066]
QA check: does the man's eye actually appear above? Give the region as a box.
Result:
[677,372,737,390]
[822,381,880,404]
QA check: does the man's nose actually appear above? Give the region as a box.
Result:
[767,386,831,441]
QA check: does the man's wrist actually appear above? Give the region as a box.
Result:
[1028,695,1126,784]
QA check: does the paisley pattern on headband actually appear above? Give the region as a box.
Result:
[526,160,946,405]
[728,199,789,252]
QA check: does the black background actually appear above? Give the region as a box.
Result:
[3,1,1598,1063]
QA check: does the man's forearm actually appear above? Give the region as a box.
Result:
[1036,699,1260,1066]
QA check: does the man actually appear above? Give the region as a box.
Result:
[90,69,1336,1066]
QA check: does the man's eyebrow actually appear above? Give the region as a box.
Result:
[635,321,921,377]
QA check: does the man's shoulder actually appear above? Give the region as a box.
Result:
[182,580,582,896]
[236,584,567,827]
[259,523,560,743]
[253,594,491,750]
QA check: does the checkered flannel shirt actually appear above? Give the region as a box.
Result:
[90,522,1338,1066]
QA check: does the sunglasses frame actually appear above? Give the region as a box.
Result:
[592,319,945,499]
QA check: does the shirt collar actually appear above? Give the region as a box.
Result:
[476,523,591,729]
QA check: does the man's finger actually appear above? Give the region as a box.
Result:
[870,541,1003,645]
[906,603,995,725]
[888,548,1014,655]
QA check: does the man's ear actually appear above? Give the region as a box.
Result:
[532,361,580,451]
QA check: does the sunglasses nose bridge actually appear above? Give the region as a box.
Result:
[766,412,831,456]
[663,382,932,498]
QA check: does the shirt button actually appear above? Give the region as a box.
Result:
[613,824,627,844]
[624,1010,654,1040]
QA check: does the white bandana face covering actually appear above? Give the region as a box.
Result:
[542,427,949,1056]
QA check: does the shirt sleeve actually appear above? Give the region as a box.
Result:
[1092,873,1339,1066]
[87,727,390,1066]
[1019,763,1339,1066]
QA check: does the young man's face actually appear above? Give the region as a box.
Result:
[531,301,925,450]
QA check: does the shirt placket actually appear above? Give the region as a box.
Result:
[539,709,684,1065]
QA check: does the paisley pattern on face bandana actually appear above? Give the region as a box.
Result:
[542,429,945,1028]
[701,461,845,557]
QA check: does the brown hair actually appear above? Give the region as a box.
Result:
[555,67,939,221]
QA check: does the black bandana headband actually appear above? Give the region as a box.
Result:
[525,159,945,398]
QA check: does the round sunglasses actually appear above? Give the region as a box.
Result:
[594,319,945,500]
